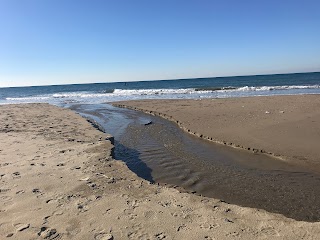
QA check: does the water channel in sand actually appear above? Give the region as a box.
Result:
[70,103,320,222]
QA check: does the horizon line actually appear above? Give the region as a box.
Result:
[1,70,319,89]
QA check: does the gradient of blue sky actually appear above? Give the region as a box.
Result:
[0,0,320,87]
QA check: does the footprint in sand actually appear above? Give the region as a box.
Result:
[158,201,172,207]
[12,172,21,179]
[70,166,81,170]
[32,188,41,194]
[14,223,30,232]
[0,195,13,203]
[126,224,151,240]
[200,223,220,230]
[0,188,11,193]
[224,218,234,223]
[226,231,241,237]
[144,210,155,219]
[94,233,114,240]
[177,224,188,232]
[32,189,44,198]
[155,233,167,240]
[0,163,12,167]
[204,236,215,240]
[260,226,280,237]
[87,182,97,189]
[46,198,59,204]
[6,233,14,237]
[201,199,210,204]
[77,203,89,212]
[53,210,64,216]
[38,227,60,239]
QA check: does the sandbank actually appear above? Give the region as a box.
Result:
[113,94,320,173]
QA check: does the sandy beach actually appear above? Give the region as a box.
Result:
[114,95,320,173]
[1,102,320,239]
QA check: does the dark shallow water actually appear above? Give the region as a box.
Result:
[71,103,320,222]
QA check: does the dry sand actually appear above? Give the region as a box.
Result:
[114,95,320,173]
[1,103,320,240]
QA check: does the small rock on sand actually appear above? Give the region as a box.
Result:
[144,121,153,126]
[80,177,90,181]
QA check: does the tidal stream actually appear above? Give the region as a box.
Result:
[70,103,320,222]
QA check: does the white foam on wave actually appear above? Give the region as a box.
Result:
[52,92,110,98]
[6,96,51,101]
[113,85,320,95]
[6,92,112,101]
[4,85,320,105]
[232,85,320,92]
[113,88,195,95]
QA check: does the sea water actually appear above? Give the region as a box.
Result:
[1,72,320,105]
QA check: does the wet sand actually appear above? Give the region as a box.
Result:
[1,103,320,239]
[113,94,320,172]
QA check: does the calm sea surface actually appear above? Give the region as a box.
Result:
[1,72,320,106]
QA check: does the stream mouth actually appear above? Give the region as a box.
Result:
[71,103,320,222]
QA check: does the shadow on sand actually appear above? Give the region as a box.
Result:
[113,140,154,183]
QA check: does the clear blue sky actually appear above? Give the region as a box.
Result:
[1,0,320,87]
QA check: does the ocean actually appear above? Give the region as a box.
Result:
[0,72,320,106]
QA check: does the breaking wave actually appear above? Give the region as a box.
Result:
[112,84,320,95]
[4,84,320,105]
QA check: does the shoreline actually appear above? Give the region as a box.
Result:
[1,103,320,239]
[113,94,320,173]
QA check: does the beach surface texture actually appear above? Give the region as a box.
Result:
[1,102,320,239]
[114,95,320,173]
